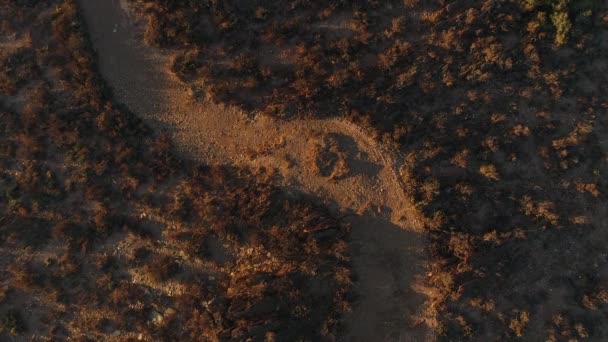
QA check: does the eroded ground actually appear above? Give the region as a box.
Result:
[3,0,608,340]
[79,0,431,340]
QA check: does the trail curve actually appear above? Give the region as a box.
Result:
[79,1,432,340]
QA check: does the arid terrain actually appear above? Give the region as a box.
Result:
[80,0,430,340]
[2,0,608,341]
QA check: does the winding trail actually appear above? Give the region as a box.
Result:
[79,1,431,340]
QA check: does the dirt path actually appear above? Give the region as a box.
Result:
[79,1,431,340]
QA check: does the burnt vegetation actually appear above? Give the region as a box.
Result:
[0,1,350,340]
[134,0,608,340]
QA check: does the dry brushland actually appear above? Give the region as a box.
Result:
[2,0,608,341]
[0,1,351,341]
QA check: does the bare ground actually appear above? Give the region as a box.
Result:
[79,0,432,340]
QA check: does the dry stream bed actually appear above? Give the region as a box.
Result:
[79,1,432,340]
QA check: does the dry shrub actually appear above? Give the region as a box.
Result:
[575,182,601,197]
[420,178,440,204]
[448,233,473,262]
[521,195,559,225]
[509,311,530,337]
[450,149,469,168]
[479,164,500,181]
[582,289,608,310]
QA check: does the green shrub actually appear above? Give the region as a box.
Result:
[522,0,573,46]
[551,2,572,46]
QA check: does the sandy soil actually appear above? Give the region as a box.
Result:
[78,0,432,340]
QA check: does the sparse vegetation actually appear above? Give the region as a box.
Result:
[0,1,351,340]
[3,0,608,340]
[129,0,608,340]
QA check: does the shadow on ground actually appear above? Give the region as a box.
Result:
[77,0,432,340]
